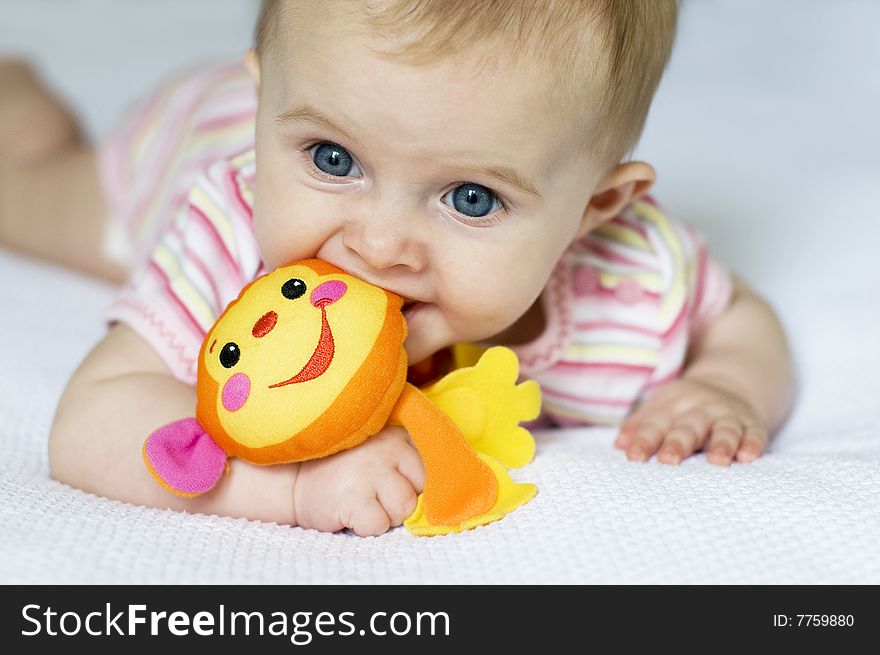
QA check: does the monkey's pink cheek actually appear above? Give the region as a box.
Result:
[222,373,251,412]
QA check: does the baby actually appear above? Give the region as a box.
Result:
[1,0,793,536]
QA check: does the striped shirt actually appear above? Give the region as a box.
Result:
[107,149,264,383]
[509,197,732,426]
[99,63,257,266]
[102,65,732,426]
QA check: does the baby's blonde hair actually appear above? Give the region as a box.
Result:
[255,0,678,167]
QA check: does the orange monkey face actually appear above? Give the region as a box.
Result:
[195,260,407,463]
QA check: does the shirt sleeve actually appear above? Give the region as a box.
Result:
[105,156,262,384]
[682,223,734,340]
[641,203,734,392]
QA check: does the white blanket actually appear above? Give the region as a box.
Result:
[1,0,878,584]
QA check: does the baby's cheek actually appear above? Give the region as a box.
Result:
[252,179,335,269]
[447,293,517,341]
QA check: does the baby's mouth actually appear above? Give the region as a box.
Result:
[402,299,422,319]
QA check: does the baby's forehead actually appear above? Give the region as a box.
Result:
[261,2,610,184]
[261,0,676,168]
[275,11,602,124]
[269,0,608,99]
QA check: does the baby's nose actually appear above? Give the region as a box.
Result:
[311,280,347,307]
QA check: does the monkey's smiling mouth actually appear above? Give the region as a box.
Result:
[269,300,335,388]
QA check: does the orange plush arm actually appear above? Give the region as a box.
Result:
[389,383,498,526]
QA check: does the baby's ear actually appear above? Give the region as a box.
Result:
[244,48,261,90]
[576,161,655,238]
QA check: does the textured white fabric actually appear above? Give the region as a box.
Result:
[1,0,878,583]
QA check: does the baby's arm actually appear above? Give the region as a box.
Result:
[49,323,299,523]
[49,323,423,534]
[616,276,794,465]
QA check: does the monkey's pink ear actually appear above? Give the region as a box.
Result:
[142,418,229,497]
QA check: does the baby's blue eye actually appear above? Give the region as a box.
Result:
[443,183,500,218]
[310,142,358,177]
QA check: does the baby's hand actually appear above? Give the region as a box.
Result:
[614,377,769,466]
[292,426,425,536]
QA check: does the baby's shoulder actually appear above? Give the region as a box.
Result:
[570,196,705,282]
[197,147,256,192]
[166,147,263,286]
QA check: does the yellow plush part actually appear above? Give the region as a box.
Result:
[423,346,541,469]
[450,342,488,369]
[200,262,391,451]
[196,260,407,464]
[404,454,537,536]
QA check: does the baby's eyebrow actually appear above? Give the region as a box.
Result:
[275,104,356,143]
[472,164,541,199]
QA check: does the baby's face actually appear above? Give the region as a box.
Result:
[250,4,603,365]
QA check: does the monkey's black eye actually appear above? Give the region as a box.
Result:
[281,278,307,300]
[219,342,240,368]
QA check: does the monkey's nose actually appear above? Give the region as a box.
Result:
[251,310,277,338]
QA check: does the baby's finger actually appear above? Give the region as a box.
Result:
[625,416,673,461]
[705,416,745,466]
[657,410,712,465]
[616,397,657,447]
[614,417,640,448]
[735,423,769,463]
[377,473,419,527]
[397,442,425,492]
[343,498,391,537]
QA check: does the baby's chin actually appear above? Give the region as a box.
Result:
[402,302,505,366]
[402,302,453,366]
